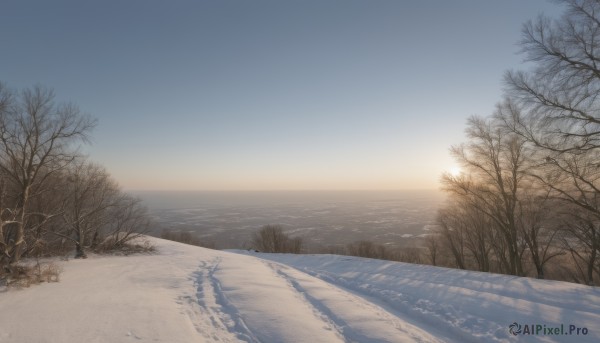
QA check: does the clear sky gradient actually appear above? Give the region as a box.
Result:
[0,0,562,191]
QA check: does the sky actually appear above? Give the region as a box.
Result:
[0,0,563,191]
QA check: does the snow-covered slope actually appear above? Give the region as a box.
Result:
[237,251,600,343]
[1,237,598,343]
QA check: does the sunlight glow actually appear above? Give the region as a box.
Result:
[448,166,462,177]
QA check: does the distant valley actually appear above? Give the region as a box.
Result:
[135,190,446,250]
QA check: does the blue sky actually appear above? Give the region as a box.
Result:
[0,0,562,190]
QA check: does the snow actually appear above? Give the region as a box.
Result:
[1,237,599,343]
[237,251,600,343]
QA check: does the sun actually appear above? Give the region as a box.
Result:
[448,166,462,177]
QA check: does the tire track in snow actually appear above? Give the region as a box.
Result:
[285,265,486,343]
[190,257,261,342]
[206,254,346,343]
[264,260,445,343]
[289,265,600,343]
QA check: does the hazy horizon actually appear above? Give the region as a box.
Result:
[127,187,442,192]
[132,188,445,208]
[135,189,445,249]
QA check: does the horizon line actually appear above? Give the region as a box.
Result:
[125,188,442,193]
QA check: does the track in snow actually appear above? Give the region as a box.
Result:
[189,257,259,342]
[190,255,444,343]
[241,252,600,343]
[265,260,444,343]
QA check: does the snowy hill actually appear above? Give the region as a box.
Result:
[1,237,599,343]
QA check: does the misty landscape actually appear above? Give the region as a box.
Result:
[139,190,445,249]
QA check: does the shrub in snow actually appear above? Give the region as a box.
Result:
[1,262,62,289]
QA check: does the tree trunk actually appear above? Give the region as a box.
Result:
[11,185,30,265]
[74,243,87,259]
[536,265,545,279]
[587,248,596,286]
[74,229,87,259]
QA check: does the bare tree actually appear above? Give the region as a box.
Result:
[424,234,440,266]
[435,0,600,282]
[0,180,15,264]
[100,195,150,249]
[0,83,95,268]
[498,98,600,281]
[560,207,600,285]
[345,240,389,260]
[438,195,498,272]
[463,206,495,273]
[251,225,303,253]
[395,247,423,264]
[442,116,530,275]
[436,207,467,270]
[497,1,600,280]
[286,236,303,254]
[503,0,600,153]
[516,190,564,279]
[54,161,120,258]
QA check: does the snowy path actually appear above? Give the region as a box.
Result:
[190,254,440,342]
[261,260,443,343]
[241,252,600,343]
[1,237,599,342]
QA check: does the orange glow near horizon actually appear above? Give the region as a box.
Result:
[114,162,448,192]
